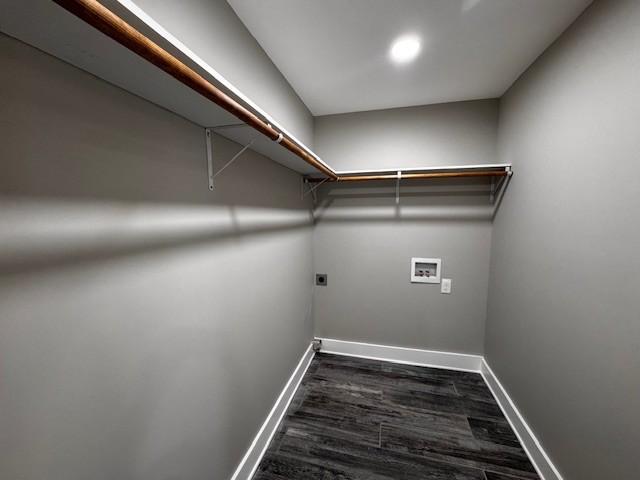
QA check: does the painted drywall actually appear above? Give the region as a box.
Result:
[313,100,499,354]
[0,34,313,480]
[314,100,499,171]
[133,0,314,149]
[485,0,640,478]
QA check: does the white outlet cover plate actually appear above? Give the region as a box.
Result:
[441,278,452,294]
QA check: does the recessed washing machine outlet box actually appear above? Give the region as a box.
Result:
[410,258,441,284]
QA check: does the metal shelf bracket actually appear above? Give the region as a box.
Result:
[205,128,214,191]
[205,128,257,190]
[303,177,329,202]
[490,176,496,203]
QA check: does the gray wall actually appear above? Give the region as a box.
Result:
[0,34,313,480]
[134,0,315,148]
[315,100,498,171]
[485,0,640,478]
[313,100,499,354]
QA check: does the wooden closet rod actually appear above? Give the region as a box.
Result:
[308,170,509,182]
[51,1,513,185]
[51,0,337,179]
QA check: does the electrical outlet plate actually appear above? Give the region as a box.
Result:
[441,278,452,294]
[410,258,441,284]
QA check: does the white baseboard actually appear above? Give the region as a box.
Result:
[230,342,315,480]
[316,337,483,372]
[230,338,562,480]
[481,360,563,480]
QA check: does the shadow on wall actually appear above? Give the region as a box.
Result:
[0,198,312,275]
[0,130,312,275]
[0,34,312,276]
[313,176,510,223]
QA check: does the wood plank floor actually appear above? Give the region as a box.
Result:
[253,353,539,480]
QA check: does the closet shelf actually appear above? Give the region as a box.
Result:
[1,0,332,177]
[306,165,512,183]
[1,0,514,184]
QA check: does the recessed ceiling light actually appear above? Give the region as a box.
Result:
[390,35,421,64]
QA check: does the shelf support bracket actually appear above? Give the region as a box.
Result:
[206,132,256,189]
[303,177,329,200]
[396,170,402,204]
[490,176,496,203]
[205,128,214,191]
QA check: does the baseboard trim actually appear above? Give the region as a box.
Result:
[481,359,563,480]
[230,342,315,480]
[317,337,483,373]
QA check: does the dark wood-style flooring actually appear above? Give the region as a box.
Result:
[253,353,539,480]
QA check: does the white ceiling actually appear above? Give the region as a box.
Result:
[227,0,592,116]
